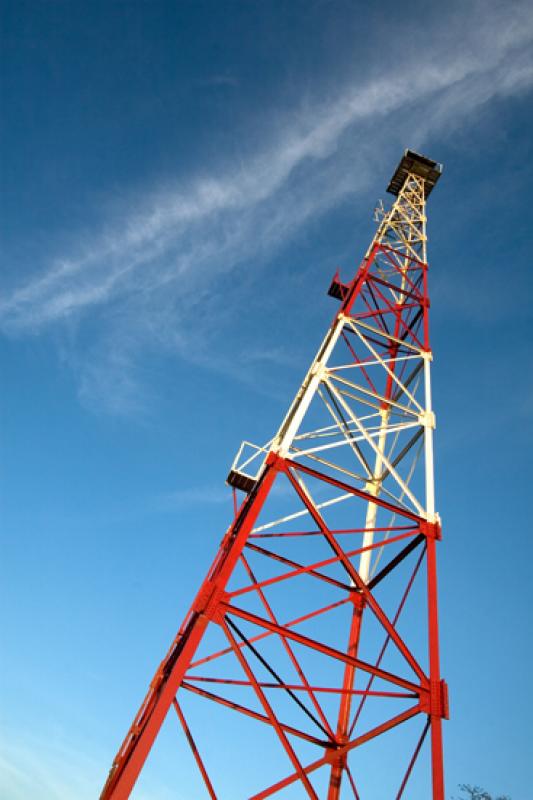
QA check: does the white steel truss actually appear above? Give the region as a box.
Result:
[230,169,439,583]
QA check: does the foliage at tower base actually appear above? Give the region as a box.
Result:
[456,784,510,800]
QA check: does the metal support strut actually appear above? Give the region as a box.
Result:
[100,149,447,800]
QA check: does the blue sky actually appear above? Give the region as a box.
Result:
[1,0,533,797]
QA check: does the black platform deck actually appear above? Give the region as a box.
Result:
[226,470,257,494]
[327,276,350,301]
[387,150,442,198]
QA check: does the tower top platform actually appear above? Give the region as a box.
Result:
[387,149,443,197]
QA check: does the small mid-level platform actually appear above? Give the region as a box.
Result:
[226,469,257,494]
[327,269,350,301]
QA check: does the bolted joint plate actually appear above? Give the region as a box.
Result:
[420,519,442,540]
[420,679,449,719]
[193,581,228,624]
[323,745,347,768]
[350,590,366,609]
[419,410,436,428]
[266,451,286,471]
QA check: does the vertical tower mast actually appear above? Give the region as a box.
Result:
[101,150,447,800]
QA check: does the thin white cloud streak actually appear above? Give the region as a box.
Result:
[0,730,181,800]
[2,3,533,331]
[156,476,295,512]
[0,734,102,800]
[1,2,533,413]
[156,485,230,509]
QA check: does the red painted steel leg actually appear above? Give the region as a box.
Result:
[431,716,445,800]
[100,466,277,800]
[427,535,445,800]
[327,595,364,800]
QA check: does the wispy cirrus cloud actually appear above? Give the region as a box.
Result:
[156,484,231,509]
[0,730,179,800]
[1,2,533,413]
[155,472,296,511]
[0,733,101,800]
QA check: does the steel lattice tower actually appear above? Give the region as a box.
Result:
[101,150,448,799]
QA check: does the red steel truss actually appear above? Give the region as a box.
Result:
[100,150,448,799]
